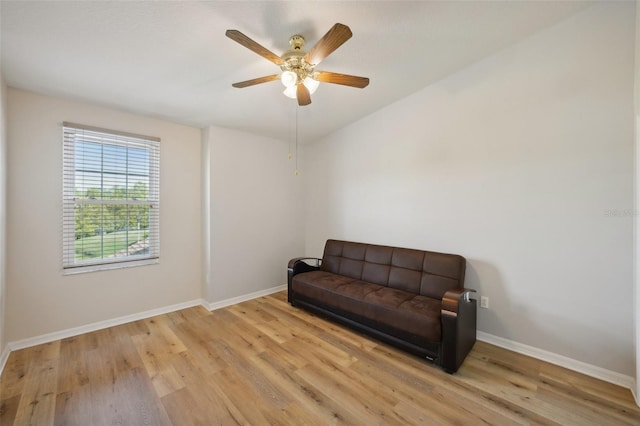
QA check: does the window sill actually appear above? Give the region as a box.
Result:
[63,257,159,275]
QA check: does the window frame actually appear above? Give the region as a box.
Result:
[62,122,160,274]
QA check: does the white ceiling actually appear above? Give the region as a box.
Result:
[1,1,592,143]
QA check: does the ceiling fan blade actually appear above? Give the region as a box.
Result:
[231,74,280,88]
[297,84,311,106]
[226,29,283,65]
[304,23,352,66]
[316,71,369,88]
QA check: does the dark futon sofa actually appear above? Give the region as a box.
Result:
[287,239,476,373]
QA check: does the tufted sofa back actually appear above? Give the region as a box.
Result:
[320,239,466,300]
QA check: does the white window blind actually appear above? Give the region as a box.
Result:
[62,122,160,273]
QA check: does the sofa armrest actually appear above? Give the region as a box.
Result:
[440,288,477,373]
[442,288,476,314]
[287,257,321,303]
[287,257,322,271]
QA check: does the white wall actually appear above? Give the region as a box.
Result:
[202,126,212,302]
[204,125,304,302]
[303,2,635,376]
[634,0,640,403]
[6,89,202,342]
[0,72,7,360]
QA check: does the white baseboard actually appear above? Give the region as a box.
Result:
[7,298,208,352]
[205,284,287,311]
[0,285,287,376]
[477,331,636,391]
[2,289,634,400]
[0,344,10,375]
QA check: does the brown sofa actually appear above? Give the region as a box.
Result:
[287,239,476,373]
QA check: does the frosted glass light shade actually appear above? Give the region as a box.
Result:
[280,71,298,88]
[303,76,319,94]
[283,86,297,99]
[282,75,320,99]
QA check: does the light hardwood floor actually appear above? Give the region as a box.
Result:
[1,291,639,425]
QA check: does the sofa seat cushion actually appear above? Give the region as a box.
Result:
[292,270,357,293]
[292,271,380,311]
[292,271,442,342]
[363,288,442,341]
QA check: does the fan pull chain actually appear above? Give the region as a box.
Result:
[288,114,292,160]
[295,105,299,176]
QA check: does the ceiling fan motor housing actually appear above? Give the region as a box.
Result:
[280,36,315,83]
[289,35,305,50]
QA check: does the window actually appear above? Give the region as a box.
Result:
[62,122,160,273]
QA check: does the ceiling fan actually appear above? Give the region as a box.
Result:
[226,23,369,106]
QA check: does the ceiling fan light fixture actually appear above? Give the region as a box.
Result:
[283,86,298,99]
[303,76,320,94]
[227,24,368,106]
[280,71,298,88]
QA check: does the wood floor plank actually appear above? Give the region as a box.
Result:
[227,298,279,324]
[54,387,93,426]
[0,395,20,426]
[11,358,58,426]
[164,305,210,327]
[56,337,92,394]
[161,385,246,426]
[1,291,639,426]
[165,348,251,425]
[249,350,360,424]
[0,347,32,400]
[539,361,640,412]
[209,338,292,412]
[536,377,640,426]
[460,356,595,425]
[171,326,229,374]
[131,332,186,398]
[207,366,276,425]
[295,362,406,425]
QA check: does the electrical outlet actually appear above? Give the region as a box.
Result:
[480,296,489,309]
